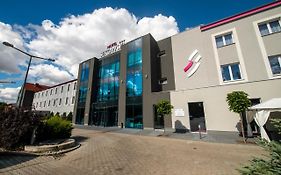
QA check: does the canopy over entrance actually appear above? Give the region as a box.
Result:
[248,98,281,142]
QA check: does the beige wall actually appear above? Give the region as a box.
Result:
[170,5,281,131]
[170,79,281,132]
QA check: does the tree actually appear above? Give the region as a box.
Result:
[226,91,251,143]
[155,100,173,132]
[239,118,281,174]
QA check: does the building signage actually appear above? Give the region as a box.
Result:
[100,40,126,58]
[183,49,202,78]
[175,108,185,117]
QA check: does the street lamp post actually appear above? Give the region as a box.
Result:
[2,41,55,108]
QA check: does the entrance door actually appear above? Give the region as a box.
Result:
[188,102,206,132]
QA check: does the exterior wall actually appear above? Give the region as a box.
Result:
[170,79,281,132]
[170,5,281,132]
[33,80,77,115]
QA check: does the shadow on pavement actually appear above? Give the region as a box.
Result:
[0,153,38,170]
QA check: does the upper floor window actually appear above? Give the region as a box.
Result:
[268,55,281,76]
[215,33,233,48]
[159,77,168,85]
[55,88,58,94]
[65,97,69,105]
[46,91,48,96]
[68,84,70,91]
[50,89,53,95]
[38,93,40,98]
[74,82,76,90]
[157,50,166,57]
[72,96,75,104]
[61,86,64,93]
[221,63,242,82]
[42,92,44,96]
[59,98,62,105]
[258,19,281,36]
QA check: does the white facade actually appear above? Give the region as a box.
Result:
[33,79,77,115]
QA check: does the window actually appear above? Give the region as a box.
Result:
[48,100,50,106]
[53,99,56,106]
[159,77,168,85]
[42,92,44,96]
[59,98,62,105]
[61,86,64,93]
[65,97,68,105]
[72,96,75,104]
[268,55,281,75]
[44,101,46,107]
[68,84,70,91]
[38,93,40,98]
[215,33,233,48]
[221,63,242,82]
[55,88,57,94]
[74,82,76,90]
[36,102,38,108]
[50,89,53,95]
[40,102,42,107]
[258,19,281,36]
[46,90,48,96]
[157,50,166,57]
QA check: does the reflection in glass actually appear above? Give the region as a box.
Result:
[126,38,143,129]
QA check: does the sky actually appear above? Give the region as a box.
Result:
[0,0,274,103]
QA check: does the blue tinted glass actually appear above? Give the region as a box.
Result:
[269,21,281,33]
[269,56,281,75]
[259,24,269,36]
[231,64,241,80]
[215,36,224,48]
[221,65,231,81]
[224,34,233,45]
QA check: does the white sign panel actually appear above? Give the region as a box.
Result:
[175,108,185,117]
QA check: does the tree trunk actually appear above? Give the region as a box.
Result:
[239,113,246,143]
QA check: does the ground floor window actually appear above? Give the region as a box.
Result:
[125,97,143,129]
[75,107,85,124]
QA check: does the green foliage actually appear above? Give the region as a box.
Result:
[239,118,281,174]
[226,91,251,114]
[0,107,41,149]
[270,118,281,135]
[37,115,73,141]
[155,100,173,117]
[0,102,7,112]
[66,112,73,121]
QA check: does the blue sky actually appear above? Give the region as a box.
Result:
[0,0,274,103]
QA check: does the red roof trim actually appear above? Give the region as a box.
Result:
[48,79,77,89]
[200,1,281,31]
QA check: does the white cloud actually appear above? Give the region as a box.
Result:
[0,22,26,73]
[0,7,179,103]
[27,7,179,76]
[0,86,20,103]
[28,64,73,85]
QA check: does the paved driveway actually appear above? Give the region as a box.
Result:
[0,128,264,175]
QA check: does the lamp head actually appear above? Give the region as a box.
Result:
[2,41,14,48]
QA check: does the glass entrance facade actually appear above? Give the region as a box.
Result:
[125,38,143,129]
[76,62,89,124]
[91,56,120,127]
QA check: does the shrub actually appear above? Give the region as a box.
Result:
[66,112,73,121]
[0,107,41,149]
[37,115,73,141]
[239,118,281,174]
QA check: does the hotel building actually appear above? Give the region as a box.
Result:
[73,1,281,133]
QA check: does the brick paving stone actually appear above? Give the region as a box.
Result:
[0,128,265,175]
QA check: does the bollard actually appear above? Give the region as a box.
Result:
[198,124,202,139]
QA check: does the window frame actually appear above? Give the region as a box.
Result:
[268,55,281,76]
[215,32,234,48]
[221,63,243,82]
[258,18,281,36]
